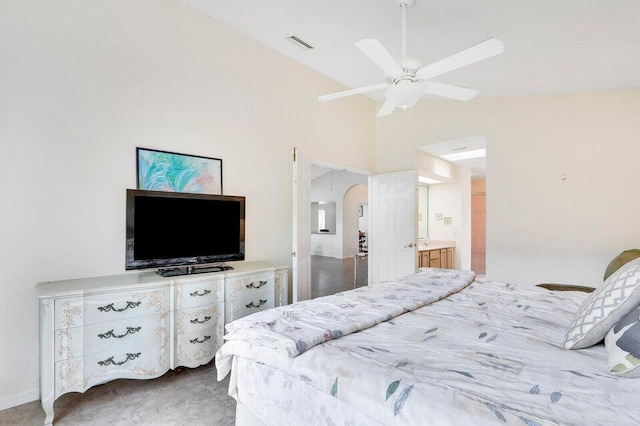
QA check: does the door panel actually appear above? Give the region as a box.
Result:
[369,171,417,285]
[292,148,311,302]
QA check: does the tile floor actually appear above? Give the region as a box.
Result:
[0,361,234,426]
[1,255,367,426]
[311,254,368,298]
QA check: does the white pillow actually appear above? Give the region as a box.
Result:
[605,305,640,377]
[564,257,640,349]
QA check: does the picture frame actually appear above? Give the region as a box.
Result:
[136,148,223,194]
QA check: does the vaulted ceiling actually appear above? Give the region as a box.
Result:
[179,0,640,102]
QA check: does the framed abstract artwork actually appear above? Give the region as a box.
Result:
[136,148,223,194]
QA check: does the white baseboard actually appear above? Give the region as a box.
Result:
[0,388,39,411]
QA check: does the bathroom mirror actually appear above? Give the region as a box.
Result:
[418,185,429,239]
[311,201,336,234]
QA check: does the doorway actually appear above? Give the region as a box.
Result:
[471,178,486,274]
[310,166,368,298]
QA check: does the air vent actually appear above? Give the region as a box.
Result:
[286,35,314,51]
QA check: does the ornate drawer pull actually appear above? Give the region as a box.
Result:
[190,335,211,344]
[190,316,211,324]
[246,280,268,289]
[189,289,211,297]
[246,299,267,309]
[97,301,141,313]
[97,352,141,366]
[98,327,141,339]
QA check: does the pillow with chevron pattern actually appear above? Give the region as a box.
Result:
[605,305,640,376]
[565,257,640,350]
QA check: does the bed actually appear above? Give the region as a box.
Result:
[216,261,640,426]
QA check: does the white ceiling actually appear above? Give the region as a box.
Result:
[177,0,639,179]
[179,0,640,102]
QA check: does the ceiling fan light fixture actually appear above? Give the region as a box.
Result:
[385,81,423,109]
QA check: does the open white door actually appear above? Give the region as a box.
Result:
[369,170,417,285]
[292,147,311,302]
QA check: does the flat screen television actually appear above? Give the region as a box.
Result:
[126,189,245,276]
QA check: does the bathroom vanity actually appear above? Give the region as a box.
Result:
[418,241,455,269]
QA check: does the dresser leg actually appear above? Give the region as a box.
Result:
[42,397,54,426]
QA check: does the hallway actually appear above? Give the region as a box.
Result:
[311,255,368,298]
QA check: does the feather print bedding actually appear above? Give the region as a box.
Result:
[217,268,640,425]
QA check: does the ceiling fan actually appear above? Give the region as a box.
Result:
[318,0,504,117]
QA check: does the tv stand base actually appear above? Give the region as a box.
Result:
[157,264,233,277]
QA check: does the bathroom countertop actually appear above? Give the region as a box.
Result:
[417,241,455,251]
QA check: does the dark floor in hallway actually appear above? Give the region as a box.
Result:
[311,254,368,299]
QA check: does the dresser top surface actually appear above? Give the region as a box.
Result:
[37,261,288,298]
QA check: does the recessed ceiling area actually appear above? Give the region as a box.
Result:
[419,135,486,178]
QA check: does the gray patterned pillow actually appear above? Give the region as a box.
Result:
[605,305,640,376]
[564,258,640,349]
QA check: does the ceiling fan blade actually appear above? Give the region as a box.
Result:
[416,38,504,80]
[318,83,390,102]
[356,39,404,77]
[422,81,479,101]
[376,99,397,117]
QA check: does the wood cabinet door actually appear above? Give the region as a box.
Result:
[429,250,441,268]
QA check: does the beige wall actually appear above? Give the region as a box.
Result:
[3,0,639,411]
[343,184,368,258]
[377,91,640,286]
[0,0,375,408]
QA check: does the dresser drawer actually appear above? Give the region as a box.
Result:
[175,277,224,310]
[55,313,169,361]
[175,302,224,335]
[54,287,170,329]
[175,325,222,368]
[225,291,274,323]
[225,272,274,300]
[54,334,170,397]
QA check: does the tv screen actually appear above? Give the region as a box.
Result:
[126,189,245,273]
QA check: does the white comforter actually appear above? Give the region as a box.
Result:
[217,269,640,426]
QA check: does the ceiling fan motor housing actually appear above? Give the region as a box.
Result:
[396,0,415,7]
[392,57,422,82]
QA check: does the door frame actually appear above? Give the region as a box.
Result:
[292,152,372,301]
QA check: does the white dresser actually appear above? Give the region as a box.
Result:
[37,261,287,426]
